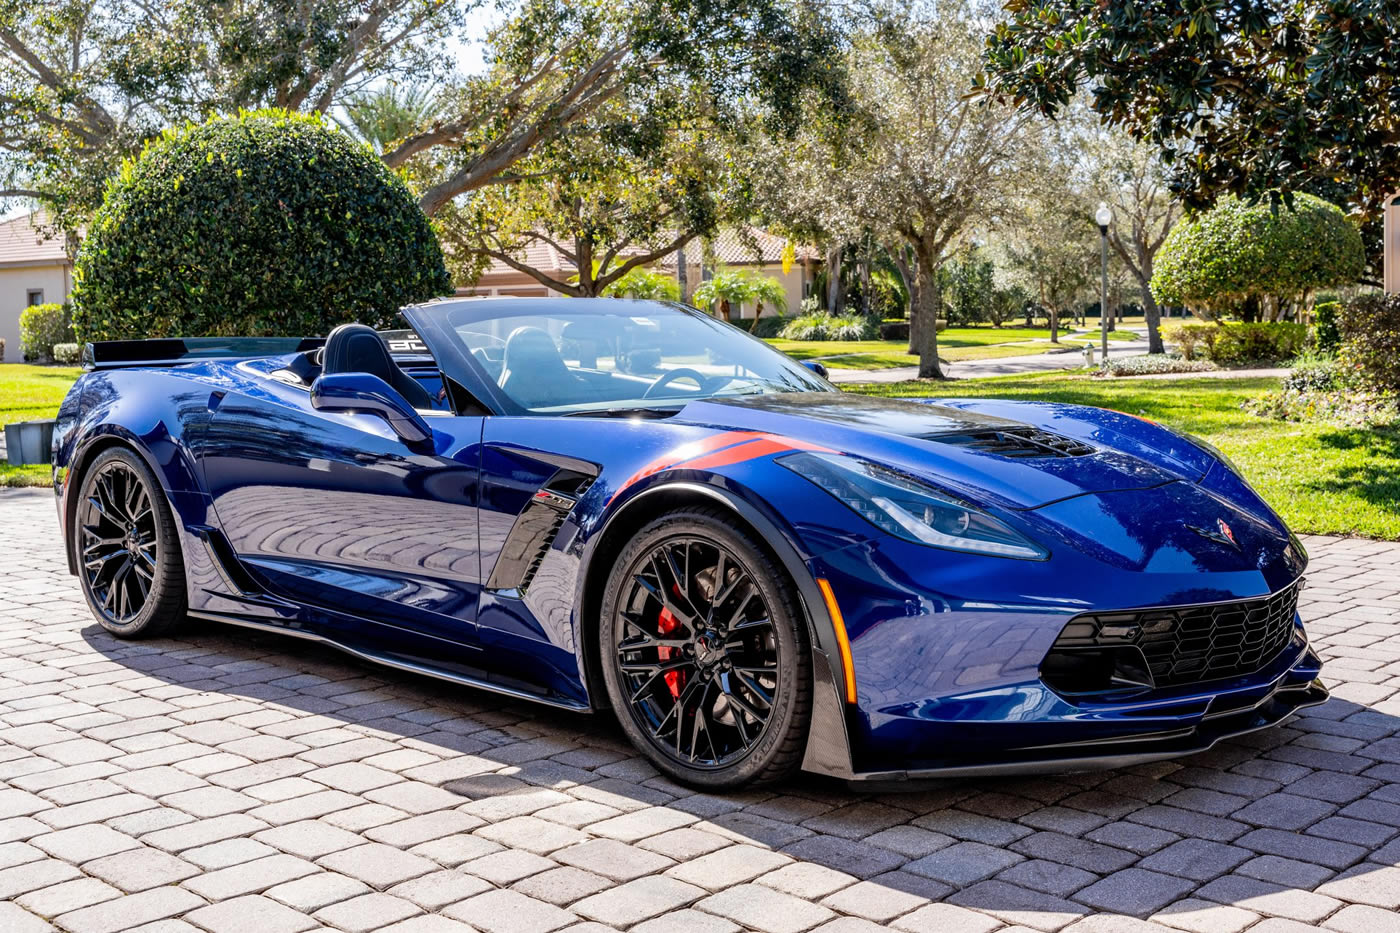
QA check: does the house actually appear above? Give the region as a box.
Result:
[0,212,73,362]
[458,227,820,318]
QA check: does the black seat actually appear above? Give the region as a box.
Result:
[321,323,433,410]
[498,326,585,408]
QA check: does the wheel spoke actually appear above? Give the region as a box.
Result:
[733,670,774,709]
[688,680,713,762]
[722,674,767,727]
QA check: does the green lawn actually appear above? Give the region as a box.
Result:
[766,325,1141,371]
[848,372,1400,540]
[2,364,81,488]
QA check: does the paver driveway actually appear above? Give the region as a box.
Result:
[3,486,1400,933]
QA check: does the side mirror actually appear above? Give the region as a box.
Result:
[310,372,432,445]
[802,360,830,380]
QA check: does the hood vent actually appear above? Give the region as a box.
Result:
[929,427,1096,459]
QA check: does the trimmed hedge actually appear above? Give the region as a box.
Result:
[19,302,74,361]
[72,110,450,342]
[1101,354,1218,377]
[1151,194,1364,317]
[1162,322,1306,365]
[1337,294,1400,393]
[778,312,878,341]
[51,343,81,364]
[1312,301,1341,354]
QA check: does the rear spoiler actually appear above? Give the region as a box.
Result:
[82,337,325,371]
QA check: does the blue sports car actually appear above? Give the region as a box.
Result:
[53,298,1326,789]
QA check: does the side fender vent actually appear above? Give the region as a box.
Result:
[929,427,1096,459]
[487,474,594,595]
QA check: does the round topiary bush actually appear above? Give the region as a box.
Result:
[72,110,450,342]
[1150,194,1364,319]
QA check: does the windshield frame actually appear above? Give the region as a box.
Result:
[401,297,834,417]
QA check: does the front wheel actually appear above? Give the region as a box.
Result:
[73,447,188,638]
[600,506,811,789]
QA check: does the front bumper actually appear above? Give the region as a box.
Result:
[831,635,1326,783]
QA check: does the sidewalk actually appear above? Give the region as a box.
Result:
[828,335,1152,384]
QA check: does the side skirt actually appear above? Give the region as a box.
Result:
[188,610,591,712]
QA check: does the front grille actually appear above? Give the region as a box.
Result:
[930,427,1096,459]
[1045,580,1303,691]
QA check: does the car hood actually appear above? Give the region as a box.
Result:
[670,392,1216,511]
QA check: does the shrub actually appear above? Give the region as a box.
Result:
[1151,194,1365,318]
[1162,322,1306,365]
[1312,301,1341,354]
[778,312,876,341]
[1101,354,1218,377]
[746,315,788,339]
[1245,387,1398,427]
[1284,355,1345,393]
[72,110,449,342]
[51,343,81,364]
[19,302,75,361]
[1337,293,1400,393]
[1209,322,1306,365]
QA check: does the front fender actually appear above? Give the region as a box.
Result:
[579,474,860,779]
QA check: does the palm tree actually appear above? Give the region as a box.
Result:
[341,84,442,155]
[604,268,681,301]
[690,271,752,322]
[744,273,787,317]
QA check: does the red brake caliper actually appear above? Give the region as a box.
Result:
[657,585,685,698]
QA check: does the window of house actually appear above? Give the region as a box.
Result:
[26,289,43,306]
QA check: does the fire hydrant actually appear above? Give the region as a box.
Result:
[1082,343,1096,368]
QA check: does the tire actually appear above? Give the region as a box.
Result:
[600,505,811,789]
[72,447,188,638]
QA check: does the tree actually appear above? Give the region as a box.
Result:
[691,271,755,322]
[71,111,449,342]
[341,84,444,156]
[1,0,846,230]
[604,268,681,301]
[438,89,738,297]
[979,1,1400,221]
[769,1,1043,377]
[1150,194,1365,321]
[1003,196,1096,341]
[1083,134,1179,354]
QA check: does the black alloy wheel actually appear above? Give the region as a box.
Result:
[601,506,810,788]
[74,448,187,637]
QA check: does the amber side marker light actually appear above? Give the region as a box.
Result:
[816,577,858,703]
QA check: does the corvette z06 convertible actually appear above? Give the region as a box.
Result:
[53,298,1327,788]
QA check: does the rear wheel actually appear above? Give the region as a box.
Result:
[600,506,811,788]
[73,448,187,638]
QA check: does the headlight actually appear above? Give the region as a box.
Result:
[779,451,1048,560]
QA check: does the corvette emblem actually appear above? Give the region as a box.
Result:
[1189,518,1240,550]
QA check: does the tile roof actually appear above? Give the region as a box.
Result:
[0,211,70,266]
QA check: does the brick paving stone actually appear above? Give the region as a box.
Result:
[182,853,321,899]
[511,865,612,906]
[696,882,837,933]
[904,840,1024,886]
[1074,868,1198,917]
[442,888,578,933]
[254,819,368,859]
[1316,864,1400,908]
[0,858,83,899]
[14,876,122,917]
[390,870,493,909]
[185,894,318,933]
[313,892,423,931]
[0,900,56,933]
[892,904,1002,933]
[265,872,372,912]
[573,874,706,925]
[83,846,201,891]
[758,862,859,899]
[1150,898,1260,933]
[182,837,279,870]
[458,847,558,885]
[666,843,791,890]
[781,834,906,880]
[317,842,439,888]
[554,838,675,881]
[948,879,1091,931]
[997,858,1098,897]
[1322,903,1400,933]
[820,876,941,922]
[29,824,138,862]
[1139,839,1254,882]
[1194,875,1344,922]
[54,886,208,933]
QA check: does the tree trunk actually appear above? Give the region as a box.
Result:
[1048,306,1059,344]
[676,246,688,301]
[890,246,919,354]
[719,298,732,322]
[915,253,945,379]
[1143,291,1164,354]
[825,245,843,313]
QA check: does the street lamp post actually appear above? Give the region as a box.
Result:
[1095,201,1113,368]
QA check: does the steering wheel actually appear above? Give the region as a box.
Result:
[643,367,711,399]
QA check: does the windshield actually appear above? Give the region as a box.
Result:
[434,299,833,415]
